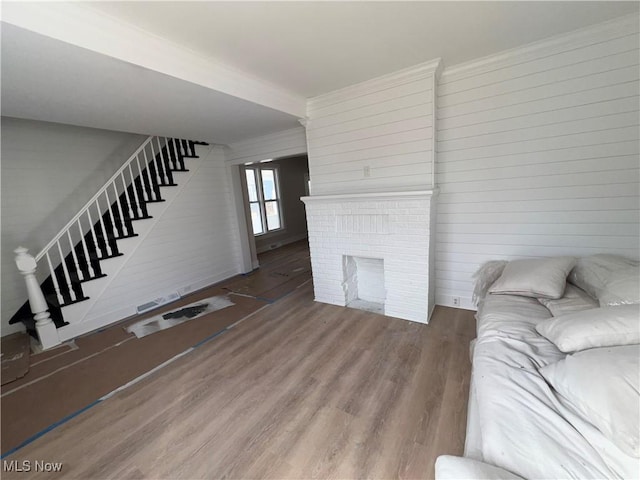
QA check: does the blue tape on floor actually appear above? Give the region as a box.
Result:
[191,327,227,349]
[1,399,101,459]
[255,296,276,304]
[1,323,235,459]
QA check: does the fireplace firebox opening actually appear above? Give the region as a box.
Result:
[342,255,385,315]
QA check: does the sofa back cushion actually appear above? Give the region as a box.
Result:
[538,284,598,317]
[568,254,639,305]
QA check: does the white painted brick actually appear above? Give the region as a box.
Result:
[304,193,436,324]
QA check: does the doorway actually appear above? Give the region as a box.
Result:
[239,155,310,267]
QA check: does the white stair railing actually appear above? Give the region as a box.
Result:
[34,135,156,305]
[14,136,193,348]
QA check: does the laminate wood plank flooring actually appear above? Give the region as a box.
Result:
[3,282,475,480]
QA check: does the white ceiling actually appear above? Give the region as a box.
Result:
[0,23,300,143]
[1,1,638,144]
[85,1,639,97]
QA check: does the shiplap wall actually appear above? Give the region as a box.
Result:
[306,60,441,195]
[226,126,307,166]
[82,146,242,325]
[435,14,640,309]
[1,118,143,335]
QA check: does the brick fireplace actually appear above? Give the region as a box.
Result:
[301,190,437,324]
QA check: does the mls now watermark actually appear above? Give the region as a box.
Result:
[3,460,63,473]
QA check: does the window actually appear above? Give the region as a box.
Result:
[245,166,283,235]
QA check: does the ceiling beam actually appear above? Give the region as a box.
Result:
[1,2,307,118]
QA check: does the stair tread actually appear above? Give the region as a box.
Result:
[97,252,124,261]
[60,296,90,308]
[80,273,107,283]
[113,233,139,240]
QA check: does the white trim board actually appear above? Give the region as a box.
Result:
[301,189,437,203]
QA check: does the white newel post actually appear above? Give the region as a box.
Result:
[14,247,61,350]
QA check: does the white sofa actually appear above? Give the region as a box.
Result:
[436,255,640,480]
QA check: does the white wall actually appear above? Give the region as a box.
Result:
[306,60,440,195]
[1,118,144,335]
[78,146,242,326]
[435,14,640,309]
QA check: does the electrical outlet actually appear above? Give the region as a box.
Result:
[363,166,371,177]
[452,297,460,306]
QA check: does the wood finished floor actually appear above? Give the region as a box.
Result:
[4,282,475,479]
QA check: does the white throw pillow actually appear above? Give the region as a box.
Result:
[489,257,576,299]
[536,304,640,352]
[538,284,598,317]
[435,455,524,480]
[540,345,640,458]
[569,254,639,301]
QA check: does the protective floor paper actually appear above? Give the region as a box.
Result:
[126,295,235,338]
[1,333,31,385]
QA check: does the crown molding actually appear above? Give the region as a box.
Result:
[441,13,639,84]
[1,2,307,118]
[308,58,442,111]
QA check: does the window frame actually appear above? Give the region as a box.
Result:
[245,165,284,236]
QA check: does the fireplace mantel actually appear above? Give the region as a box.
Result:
[301,189,438,205]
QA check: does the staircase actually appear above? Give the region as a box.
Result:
[11,136,207,349]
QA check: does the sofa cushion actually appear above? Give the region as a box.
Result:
[489,257,576,299]
[540,345,640,458]
[568,254,639,303]
[598,267,640,307]
[536,304,640,353]
[538,284,598,317]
